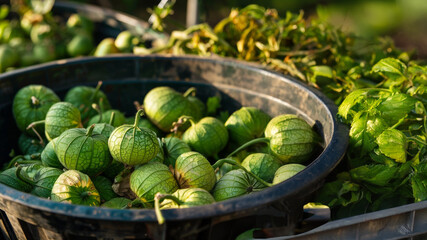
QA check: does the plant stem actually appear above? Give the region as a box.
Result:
[183,87,197,97]
[134,109,145,128]
[226,137,270,158]
[26,120,46,146]
[86,124,95,136]
[154,193,185,225]
[213,158,272,187]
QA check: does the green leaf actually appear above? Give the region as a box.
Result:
[315,180,362,207]
[411,172,427,202]
[349,113,387,157]
[350,164,400,186]
[338,89,369,121]
[235,228,261,240]
[376,129,407,163]
[372,58,407,79]
[206,96,221,116]
[376,93,417,125]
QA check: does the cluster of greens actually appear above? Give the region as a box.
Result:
[316,58,427,218]
[146,4,427,218]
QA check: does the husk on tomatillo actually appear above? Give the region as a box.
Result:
[108,109,160,166]
[51,170,100,206]
[154,188,215,224]
[64,81,111,124]
[227,114,319,164]
[173,151,216,191]
[181,116,228,159]
[12,85,60,137]
[129,162,178,203]
[55,124,111,176]
[143,86,202,132]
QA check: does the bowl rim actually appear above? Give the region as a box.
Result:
[0,54,349,222]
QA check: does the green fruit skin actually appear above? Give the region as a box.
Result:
[163,137,191,167]
[215,157,240,181]
[0,44,19,72]
[264,114,316,164]
[130,162,178,202]
[175,152,216,191]
[64,85,112,122]
[88,110,125,128]
[212,169,266,202]
[161,188,215,209]
[272,164,306,185]
[41,138,63,168]
[55,128,111,176]
[143,87,201,132]
[33,41,56,63]
[108,125,160,166]
[67,33,94,57]
[114,31,135,52]
[30,23,52,44]
[241,153,283,183]
[51,170,100,206]
[31,167,63,198]
[225,107,271,146]
[101,197,132,209]
[94,38,119,57]
[45,102,82,141]
[18,133,45,155]
[102,160,124,181]
[13,85,60,136]
[187,96,206,118]
[92,175,117,202]
[182,117,228,158]
[91,123,115,139]
[0,167,32,192]
[66,14,94,34]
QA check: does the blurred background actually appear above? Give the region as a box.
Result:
[67,0,427,58]
[3,0,425,57]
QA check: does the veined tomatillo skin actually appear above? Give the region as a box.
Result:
[241,153,282,183]
[0,167,32,192]
[162,137,191,167]
[225,107,271,146]
[108,125,160,166]
[92,175,117,202]
[88,109,126,128]
[55,126,111,176]
[12,85,60,136]
[182,117,228,158]
[18,133,45,155]
[101,197,132,209]
[143,86,201,132]
[51,170,100,206]
[212,169,266,201]
[272,163,306,185]
[41,138,62,168]
[64,85,111,122]
[174,152,216,191]
[160,188,215,209]
[91,123,115,139]
[45,102,82,141]
[264,114,317,164]
[130,162,178,202]
[29,166,63,198]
